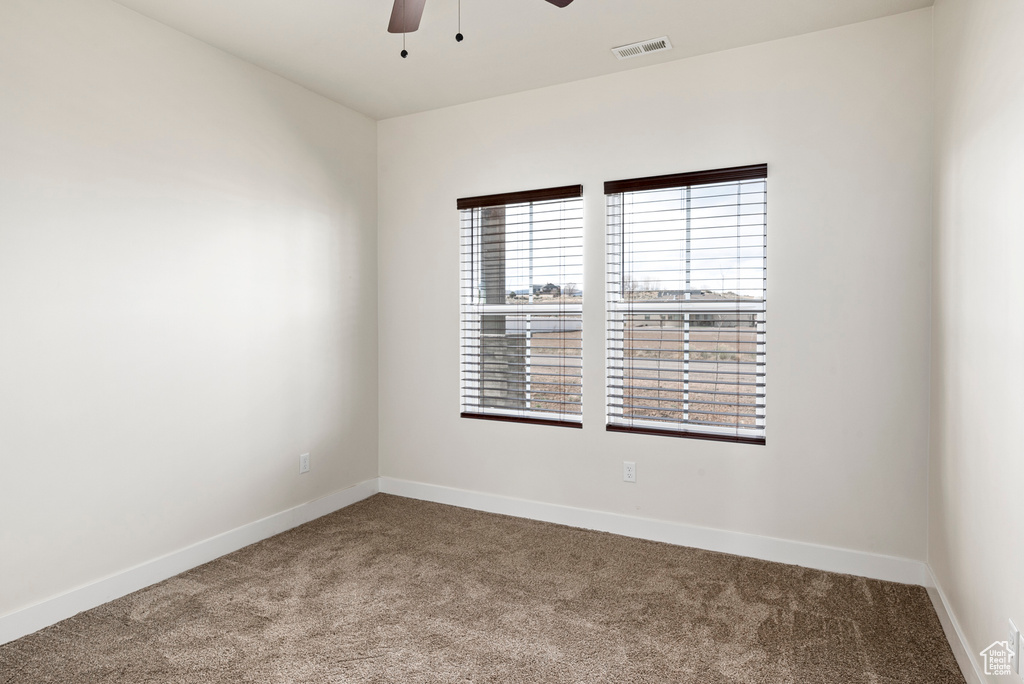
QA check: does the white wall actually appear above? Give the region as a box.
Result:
[0,0,378,617]
[932,0,1024,679]
[377,10,933,560]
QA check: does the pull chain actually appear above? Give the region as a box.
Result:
[401,0,409,57]
[456,0,464,42]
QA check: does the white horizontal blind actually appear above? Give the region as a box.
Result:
[605,166,767,443]
[460,186,584,426]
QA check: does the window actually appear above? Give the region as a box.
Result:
[459,185,584,427]
[605,165,767,443]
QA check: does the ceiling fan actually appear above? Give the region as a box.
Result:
[389,0,574,51]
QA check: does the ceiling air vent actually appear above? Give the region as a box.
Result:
[612,36,673,61]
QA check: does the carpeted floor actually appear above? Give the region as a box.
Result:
[1,494,965,683]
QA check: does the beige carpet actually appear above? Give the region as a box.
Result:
[1,494,964,683]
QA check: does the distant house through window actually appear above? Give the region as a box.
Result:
[605,165,767,443]
[459,185,584,427]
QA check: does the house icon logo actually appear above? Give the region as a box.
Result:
[980,641,1015,676]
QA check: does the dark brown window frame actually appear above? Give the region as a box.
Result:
[605,163,768,444]
[458,184,585,430]
[457,185,583,211]
[606,423,765,445]
[604,164,767,195]
[461,412,584,429]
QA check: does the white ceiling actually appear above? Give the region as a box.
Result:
[112,0,932,120]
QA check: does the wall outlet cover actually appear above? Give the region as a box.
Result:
[623,461,636,483]
[299,453,310,474]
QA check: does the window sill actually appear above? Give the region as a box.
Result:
[606,423,765,445]
[461,412,583,429]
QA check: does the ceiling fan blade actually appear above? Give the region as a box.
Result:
[388,0,428,33]
[544,0,574,6]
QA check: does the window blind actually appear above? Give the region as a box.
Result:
[605,165,767,444]
[460,185,584,427]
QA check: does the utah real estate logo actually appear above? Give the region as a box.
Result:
[980,640,1015,676]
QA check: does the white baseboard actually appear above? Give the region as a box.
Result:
[378,476,930,586]
[1,475,977,684]
[0,477,379,647]
[379,478,990,682]
[926,568,986,684]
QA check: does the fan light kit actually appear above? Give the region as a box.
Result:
[388,0,575,58]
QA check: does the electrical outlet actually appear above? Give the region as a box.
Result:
[299,453,310,474]
[623,461,636,483]
[1009,619,1020,676]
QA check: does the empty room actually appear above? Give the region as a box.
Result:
[1,0,1020,682]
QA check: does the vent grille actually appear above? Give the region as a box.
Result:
[612,36,673,60]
